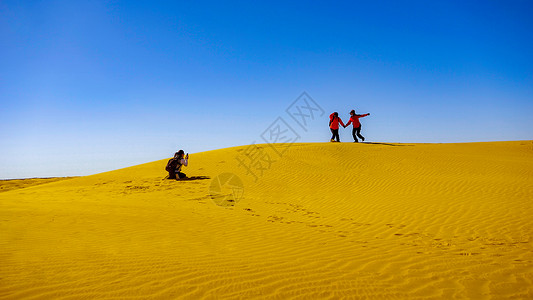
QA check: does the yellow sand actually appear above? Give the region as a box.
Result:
[0,177,76,193]
[1,141,532,299]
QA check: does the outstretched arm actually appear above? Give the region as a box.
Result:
[339,118,346,128]
[344,119,351,128]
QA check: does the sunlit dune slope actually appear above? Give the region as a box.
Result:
[1,141,532,299]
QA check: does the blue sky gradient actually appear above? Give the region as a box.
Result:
[1,0,532,178]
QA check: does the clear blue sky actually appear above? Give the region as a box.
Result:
[1,0,532,179]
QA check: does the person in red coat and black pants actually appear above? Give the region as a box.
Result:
[329,112,345,142]
[344,109,370,142]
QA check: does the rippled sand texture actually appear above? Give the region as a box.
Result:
[1,141,532,299]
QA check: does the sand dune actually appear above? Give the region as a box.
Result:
[1,141,532,299]
[0,177,76,193]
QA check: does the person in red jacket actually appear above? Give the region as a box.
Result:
[329,112,345,142]
[344,109,370,142]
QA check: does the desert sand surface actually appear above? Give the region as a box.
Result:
[1,141,532,299]
[0,177,76,193]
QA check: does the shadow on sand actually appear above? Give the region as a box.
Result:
[167,176,211,181]
[363,142,414,147]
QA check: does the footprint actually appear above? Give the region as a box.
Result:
[458,252,481,256]
[386,224,406,229]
